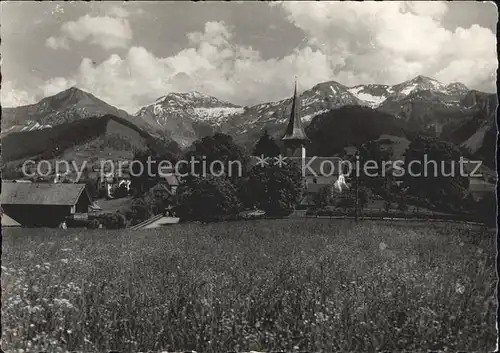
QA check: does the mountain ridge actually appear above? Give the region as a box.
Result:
[2,75,496,166]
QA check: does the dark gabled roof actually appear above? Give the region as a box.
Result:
[1,182,91,206]
[282,80,309,142]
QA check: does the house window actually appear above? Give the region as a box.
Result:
[313,178,317,184]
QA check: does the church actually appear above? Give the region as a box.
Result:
[257,80,347,207]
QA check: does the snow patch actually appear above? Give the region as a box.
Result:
[347,86,362,95]
[153,104,165,116]
[301,109,328,122]
[400,84,417,95]
[193,107,244,123]
[347,87,386,107]
[19,122,52,132]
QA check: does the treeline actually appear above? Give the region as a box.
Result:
[113,128,495,227]
[311,134,496,226]
[125,132,304,225]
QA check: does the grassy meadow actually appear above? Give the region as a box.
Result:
[1,219,497,352]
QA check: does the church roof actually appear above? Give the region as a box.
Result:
[282,80,309,142]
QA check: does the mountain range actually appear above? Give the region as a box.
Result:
[1,75,497,175]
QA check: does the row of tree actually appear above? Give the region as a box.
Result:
[123,129,493,225]
[125,132,304,224]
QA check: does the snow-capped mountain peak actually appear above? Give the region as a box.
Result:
[392,75,447,97]
[134,91,246,146]
[136,91,244,125]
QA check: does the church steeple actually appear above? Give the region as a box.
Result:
[282,79,308,157]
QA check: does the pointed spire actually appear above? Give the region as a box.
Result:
[282,78,308,143]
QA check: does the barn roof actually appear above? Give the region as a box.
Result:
[1,182,91,206]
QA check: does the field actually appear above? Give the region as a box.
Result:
[1,219,497,352]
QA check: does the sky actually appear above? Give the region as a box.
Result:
[1,1,498,113]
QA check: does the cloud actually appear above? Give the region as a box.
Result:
[46,9,133,50]
[1,81,36,108]
[42,77,77,97]
[277,1,497,89]
[106,6,131,18]
[30,3,496,113]
[405,1,448,19]
[46,36,70,50]
[53,21,338,113]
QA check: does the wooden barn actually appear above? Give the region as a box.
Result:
[0,182,92,227]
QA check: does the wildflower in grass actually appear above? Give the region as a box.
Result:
[456,282,465,294]
[431,320,441,330]
[53,298,74,309]
[379,242,387,251]
[60,259,69,264]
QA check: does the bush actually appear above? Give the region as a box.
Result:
[99,213,126,229]
[144,184,174,215]
[87,219,101,229]
[125,198,153,226]
[242,162,304,216]
[176,175,242,222]
[397,201,409,213]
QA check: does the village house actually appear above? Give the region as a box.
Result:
[0,181,93,227]
[93,160,180,198]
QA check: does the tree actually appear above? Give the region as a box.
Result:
[184,133,248,182]
[403,135,469,212]
[253,130,281,158]
[130,144,179,195]
[474,193,497,226]
[176,175,243,221]
[314,185,335,209]
[125,198,153,226]
[144,184,174,215]
[130,146,155,195]
[243,161,304,216]
[99,212,126,229]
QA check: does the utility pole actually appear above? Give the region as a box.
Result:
[355,150,359,222]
